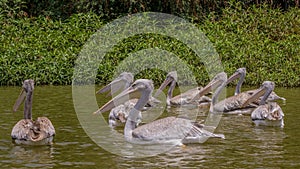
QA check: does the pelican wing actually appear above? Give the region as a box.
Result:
[215,92,256,112]
[132,116,224,141]
[11,119,33,140]
[35,117,56,137]
[132,117,193,140]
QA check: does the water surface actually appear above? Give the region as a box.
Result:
[0,86,299,168]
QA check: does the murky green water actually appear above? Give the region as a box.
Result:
[0,85,299,168]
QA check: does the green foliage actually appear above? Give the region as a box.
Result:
[0,3,299,87]
[0,0,27,18]
[0,13,103,85]
[201,3,300,87]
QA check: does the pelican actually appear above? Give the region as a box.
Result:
[96,72,159,127]
[94,79,225,145]
[11,79,55,145]
[196,68,285,114]
[154,71,211,108]
[96,72,141,127]
[227,68,285,102]
[242,81,284,127]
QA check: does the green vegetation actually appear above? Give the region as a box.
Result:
[0,1,299,87]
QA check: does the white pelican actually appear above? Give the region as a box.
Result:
[227,68,285,102]
[96,72,159,127]
[94,78,225,145]
[96,72,141,127]
[242,81,284,127]
[11,79,55,145]
[154,71,211,108]
[197,68,285,114]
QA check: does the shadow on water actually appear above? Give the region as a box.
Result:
[0,86,299,168]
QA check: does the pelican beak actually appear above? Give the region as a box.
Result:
[96,78,127,97]
[270,93,286,101]
[13,89,26,112]
[241,87,266,107]
[93,86,141,114]
[154,76,173,97]
[190,78,222,102]
[226,71,241,85]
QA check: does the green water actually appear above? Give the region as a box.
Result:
[0,85,299,168]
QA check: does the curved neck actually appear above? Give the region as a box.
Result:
[167,80,176,105]
[212,84,225,105]
[210,82,226,112]
[24,91,33,119]
[124,108,140,139]
[234,74,245,95]
[124,88,151,140]
[259,87,273,105]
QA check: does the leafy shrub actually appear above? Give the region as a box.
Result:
[201,3,300,87]
[0,3,299,87]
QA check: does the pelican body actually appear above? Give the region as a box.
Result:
[251,102,284,127]
[154,71,211,108]
[94,79,225,145]
[11,79,55,145]
[243,81,284,127]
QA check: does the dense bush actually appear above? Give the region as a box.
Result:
[0,13,103,85]
[1,0,299,21]
[0,2,299,87]
[202,3,300,87]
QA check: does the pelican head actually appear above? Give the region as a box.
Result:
[154,71,177,98]
[13,79,35,119]
[94,79,154,116]
[226,67,246,95]
[194,72,227,112]
[242,81,275,107]
[22,79,35,93]
[195,72,227,99]
[96,72,134,96]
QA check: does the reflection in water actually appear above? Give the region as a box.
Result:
[0,86,299,168]
[8,145,54,168]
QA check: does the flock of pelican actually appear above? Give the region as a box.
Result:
[93,68,285,145]
[10,68,285,146]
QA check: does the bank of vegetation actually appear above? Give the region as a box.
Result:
[0,1,299,87]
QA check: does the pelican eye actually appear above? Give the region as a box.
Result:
[131,83,137,88]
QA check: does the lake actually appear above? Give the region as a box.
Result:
[0,85,299,168]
